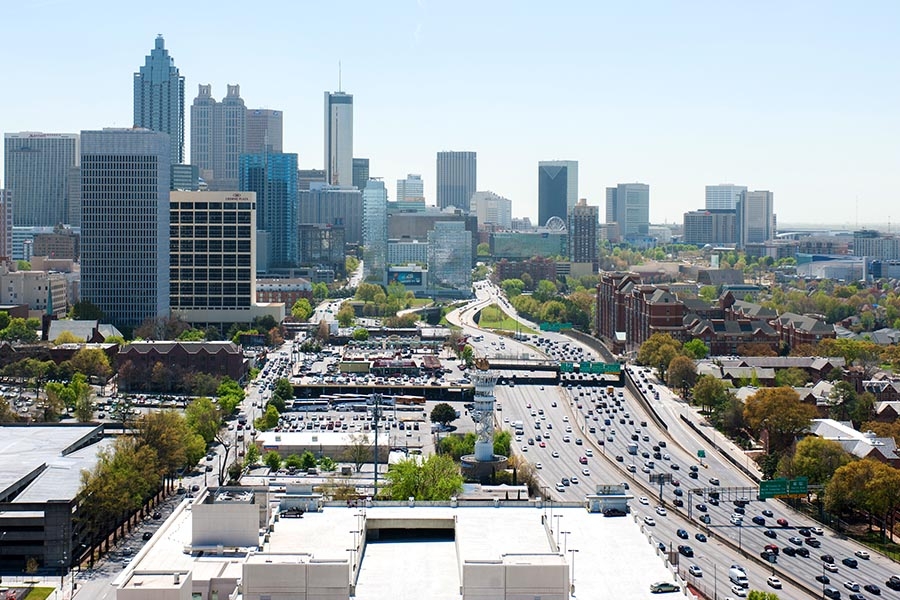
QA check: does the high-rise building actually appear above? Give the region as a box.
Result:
[190,84,246,190]
[80,128,171,329]
[538,160,578,226]
[66,166,82,227]
[0,189,12,261]
[245,109,283,154]
[3,132,79,227]
[705,184,747,210]
[133,35,185,164]
[239,153,298,271]
[396,174,424,202]
[298,169,327,192]
[324,91,353,187]
[298,184,363,246]
[362,179,388,279]
[606,183,650,239]
[683,209,737,246]
[169,191,257,323]
[736,190,774,247]
[352,158,369,190]
[436,151,476,211]
[171,164,199,191]
[854,230,900,261]
[428,221,472,291]
[568,198,599,266]
[470,191,512,229]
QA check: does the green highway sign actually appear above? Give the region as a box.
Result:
[557,361,622,374]
[759,477,807,499]
[787,477,809,495]
[539,322,573,331]
[697,450,706,459]
[560,362,574,373]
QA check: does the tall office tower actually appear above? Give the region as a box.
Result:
[245,109,283,154]
[568,198,599,266]
[324,91,353,186]
[352,158,370,190]
[537,160,578,226]
[66,166,82,227]
[427,221,472,291]
[298,169,327,192]
[298,184,363,245]
[0,189,12,260]
[737,190,774,247]
[171,164,199,191]
[436,151,476,211]
[362,179,388,280]
[4,133,79,227]
[170,191,256,322]
[470,191,512,229]
[239,153,298,271]
[705,184,747,210]
[134,35,185,164]
[683,209,737,245]
[80,128,170,329]
[606,183,650,238]
[396,174,424,202]
[190,84,246,190]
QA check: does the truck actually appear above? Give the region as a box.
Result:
[627,443,638,456]
[607,385,615,396]
[729,566,749,588]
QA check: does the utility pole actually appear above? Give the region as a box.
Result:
[372,393,382,499]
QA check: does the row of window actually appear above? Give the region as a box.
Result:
[170,268,251,281]
[171,254,251,267]
[171,226,251,238]
[171,211,251,224]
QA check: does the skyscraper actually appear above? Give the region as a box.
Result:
[0,189,12,261]
[606,183,650,238]
[396,174,424,202]
[436,151,476,211]
[362,179,388,280]
[190,84,246,190]
[427,221,472,291]
[737,190,774,247]
[3,132,79,227]
[705,184,747,210]
[568,198,599,266]
[80,128,171,329]
[239,152,298,270]
[352,158,369,190]
[538,160,578,226]
[246,109,283,154]
[470,191,512,229]
[133,35,185,164]
[324,91,353,187]
[298,185,362,246]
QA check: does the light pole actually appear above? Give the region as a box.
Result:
[568,548,579,596]
[561,531,571,555]
[554,515,562,549]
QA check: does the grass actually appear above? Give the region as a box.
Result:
[477,304,537,334]
[409,298,432,307]
[24,588,54,600]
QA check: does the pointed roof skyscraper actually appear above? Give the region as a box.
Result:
[134,35,185,164]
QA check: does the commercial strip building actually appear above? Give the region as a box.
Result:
[113,485,674,600]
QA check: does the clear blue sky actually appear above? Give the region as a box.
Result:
[4,0,898,227]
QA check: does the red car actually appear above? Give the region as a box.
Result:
[539,441,546,448]
[765,544,780,555]
[777,518,789,527]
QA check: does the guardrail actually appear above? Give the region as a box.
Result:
[678,415,761,485]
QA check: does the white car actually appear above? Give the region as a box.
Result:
[555,484,565,492]
[644,516,656,526]
[521,445,528,452]
[855,550,870,560]
[551,451,560,458]
[767,577,782,589]
[570,476,579,484]
[585,449,593,457]
[689,565,703,577]
[731,584,748,597]
[562,416,569,422]
[535,462,543,469]
[656,506,667,516]
[582,468,590,476]
[810,526,824,535]
[824,563,838,573]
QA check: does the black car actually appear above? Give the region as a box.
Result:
[864,584,881,595]
[796,547,810,558]
[674,488,684,496]
[821,554,835,563]
[752,516,766,526]
[764,529,777,538]
[762,509,774,517]
[708,497,719,506]
[696,503,707,512]
[688,471,699,479]
[817,575,831,585]
[887,577,900,592]
[733,506,746,514]
[152,511,162,520]
[616,455,624,462]
[678,545,694,557]
[677,529,689,539]
[843,557,859,569]
[695,533,707,543]
[603,507,627,517]
[806,537,822,548]
[849,594,865,600]
[142,531,153,541]
[782,546,796,556]
[673,498,684,507]
[798,527,811,536]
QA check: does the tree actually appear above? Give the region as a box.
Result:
[336,303,356,327]
[185,397,222,444]
[70,373,94,422]
[827,381,858,422]
[476,242,491,257]
[53,330,83,345]
[70,300,104,321]
[177,328,206,341]
[136,410,206,476]
[255,404,280,431]
[667,355,697,390]
[682,339,710,360]
[352,328,370,341]
[747,591,780,600]
[300,450,318,470]
[784,436,851,485]
[774,367,809,388]
[383,454,463,500]
[692,375,728,414]
[533,279,558,303]
[743,387,817,453]
[70,347,113,382]
[0,317,38,343]
[826,459,900,540]
[312,282,329,301]
[500,279,525,298]
[343,433,372,472]
[637,333,683,381]
[540,300,568,323]
[284,454,304,470]
[291,298,313,321]
[244,444,261,467]
[430,403,457,427]
[264,451,282,471]
[698,285,718,303]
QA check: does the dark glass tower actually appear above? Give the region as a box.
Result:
[134,35,185,164]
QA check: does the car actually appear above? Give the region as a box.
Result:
[888,577,900,592]
[817,575,832,585]
[761,549,778,561]
[585,449,593,457]
[709,477,720,485]
[644,516,656,526]
[616,455,624,462]
[806,537,822,548]
[762,509,774,517]
[570,476,579,484]
[782,546,796,557]
[799,527,811,536]
[695,533,707,543]
[752,516,766,526]
[521,445,528,452]
[673,488,683,496]
[696,503,708,512]
[689,471,699,479]
[656,506,667,516]
[731,584,748,597]
[767,576,782,589]
[152,511,162,520]
[561,478,570,486]
[551,451,560,458]
[733,506,745,514]
[677,529,689,539]
[650,582,681,594]
[764,529,777,539]
[142,531,153,541]
[671,463,680,470]
[789,536,803,545]
[642,465,651,473]
[673,498,684,507]
[864,584,881,595]
[581,468,590,476]
[535,462,543,469]
[777,518,789,527]
[639,496,650,505]
[855,550,870,560]
[604,507,627,517]
[844,582,861,592]
[699,514,711,524]
[555,484,565,492]
[678,545,694,557]
[811,526,824,535]
[843,557,859,569]
[849,594,865,600]
[796,547,810,558]
[539,441,546,448]
[689,565,703,577]
[825,563,839,573]
[822,554,836,563]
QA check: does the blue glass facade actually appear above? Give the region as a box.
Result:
[134,35,185,164]
[239,152,298,270]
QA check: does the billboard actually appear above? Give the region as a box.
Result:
[388,269,423,286]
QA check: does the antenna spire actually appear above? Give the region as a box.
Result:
[339,61,342,92]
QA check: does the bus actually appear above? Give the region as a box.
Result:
[292,399,329,412]
[607,385,615,396]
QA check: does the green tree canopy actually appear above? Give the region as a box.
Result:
[500,279,525,298]
[291,298,314,321]
[263,451,282,471]
[667,355,697,390]
[430,402,457,427]
[780,436,851,485]
[185,397,222,444]
[533,279,559,303]
[682,339,710,360]
[352,327,370,341]
[337,303,356,327]
[383,454,463,500]
[637,333,683,380]
[743,387,817,453]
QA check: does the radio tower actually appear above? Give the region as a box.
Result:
[471,357,498,461]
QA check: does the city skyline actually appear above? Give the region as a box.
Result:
[3,2,898,226]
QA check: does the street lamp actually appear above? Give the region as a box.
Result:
[561,531,571,555]
[568,548,579,596]
[554,515,563,549]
